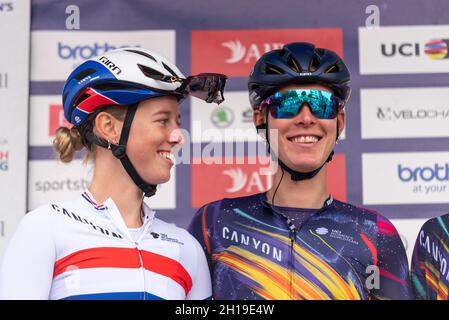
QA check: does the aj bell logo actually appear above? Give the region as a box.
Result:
[221,40,283,64]
[381,39,449,60]
[223,168,271,193]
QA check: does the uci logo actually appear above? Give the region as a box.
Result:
[381,39,449,60]
[0,2,13,12]
[58,42,139,60]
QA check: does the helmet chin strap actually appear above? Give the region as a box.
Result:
[82,104,157,197]
[256,113,339,182]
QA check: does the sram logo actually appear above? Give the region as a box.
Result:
[192,28,343,76]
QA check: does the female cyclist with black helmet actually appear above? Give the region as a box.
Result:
[188,42,412,300]
[0,48,226,300]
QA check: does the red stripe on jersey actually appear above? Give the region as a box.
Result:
[53,247,192,294]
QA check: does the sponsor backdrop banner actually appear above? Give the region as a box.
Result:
[2,0,448,260]
[0,0,30,258]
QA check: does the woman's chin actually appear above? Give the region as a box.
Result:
[283,159,324,173]
[144,172,171,186]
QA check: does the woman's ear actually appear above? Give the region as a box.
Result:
[94,111,123,143]
[337,109,345,137]
[253,109,266,127]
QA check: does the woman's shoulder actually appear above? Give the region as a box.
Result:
[22,198,85,224]
[332,199,398,226]
[198,192,266,211]
[332,199,383,217]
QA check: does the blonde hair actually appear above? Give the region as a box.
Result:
[53,105,127,163]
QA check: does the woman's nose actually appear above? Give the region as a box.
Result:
[169,128,184,145]
[293,103,317,126]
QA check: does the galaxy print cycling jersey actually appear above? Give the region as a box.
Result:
[188,193,412,300]
[411,213,449,300]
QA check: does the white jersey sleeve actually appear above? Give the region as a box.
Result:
[0,208,55,299]
[186,235,212,300]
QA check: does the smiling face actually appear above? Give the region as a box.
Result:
[126,96,183,185]
[254,84,345,173]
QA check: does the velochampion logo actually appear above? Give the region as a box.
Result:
[376,107,449,120]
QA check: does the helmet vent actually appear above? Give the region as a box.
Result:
[138,64,165,79]
[162,62,179,77]
[125,49,157,62]
[95,83,141,91]
[74,93,91,105]
[74,68,96,81]
[264,63,284,75]
[309,55,321,72]
[325,63,340,73]
[287,55,301,72]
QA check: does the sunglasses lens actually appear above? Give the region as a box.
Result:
[262,89,340,119]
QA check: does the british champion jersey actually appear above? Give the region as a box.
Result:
[411,213,449,300]
[0,191,211,300]
[188,193,412,300]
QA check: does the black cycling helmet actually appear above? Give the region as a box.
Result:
[248,42,351,182]
[248,42,351,109]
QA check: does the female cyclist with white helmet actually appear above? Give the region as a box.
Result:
[188,42,412,300]
[0,48,226,300]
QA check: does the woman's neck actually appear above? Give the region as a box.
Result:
[88,152,144,228]
[266,165,329,209]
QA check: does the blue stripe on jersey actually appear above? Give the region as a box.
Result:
[61,292,164,300]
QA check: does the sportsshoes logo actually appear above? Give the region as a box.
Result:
[221,40,283,64]
[398,163,449,182]
[58,42,138,60]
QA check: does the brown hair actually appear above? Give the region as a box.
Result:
[53,105,127,163]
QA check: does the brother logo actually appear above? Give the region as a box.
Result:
[398,164,449,182]
[58,42,138,60]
